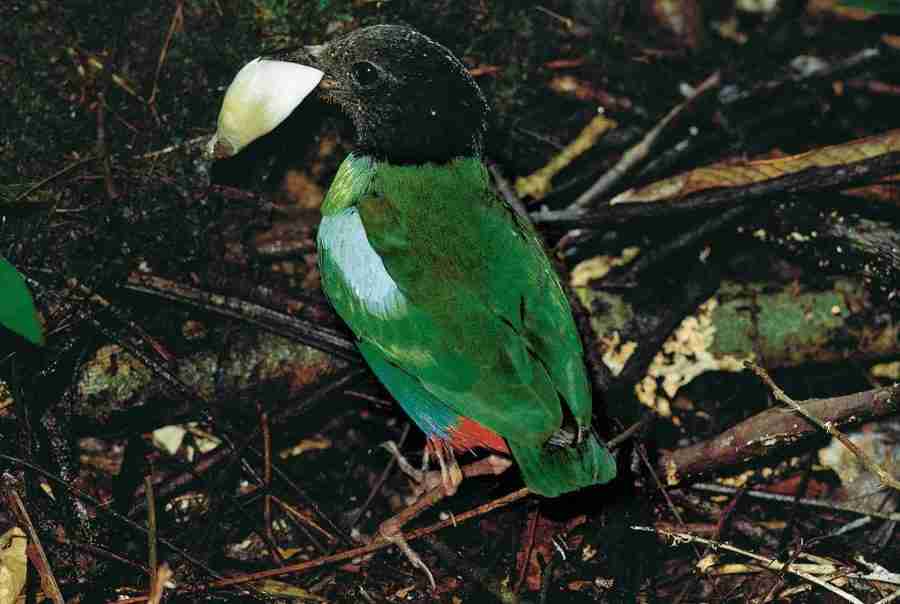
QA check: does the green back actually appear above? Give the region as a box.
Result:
[318,155,616,494]
[320,154,591,444]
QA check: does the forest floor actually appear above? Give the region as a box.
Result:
[3,1,900,602]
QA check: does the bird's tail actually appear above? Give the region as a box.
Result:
[508,431,617,497]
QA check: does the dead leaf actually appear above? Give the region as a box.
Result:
[279,436,332,459]
[647,0,705,49]
[516,114,617,200]
[807,0,877,20]
[148,563,173,604]
[0,528,26,604]
[612,128,900,204]
[548,76,633,111]
[282,170,324,210]
[570,247,640,287]
[515,513,577,592]
[251,579,328,601]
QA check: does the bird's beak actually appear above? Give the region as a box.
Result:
[206,57,324,159]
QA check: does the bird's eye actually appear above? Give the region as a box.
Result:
[350,61,380,87]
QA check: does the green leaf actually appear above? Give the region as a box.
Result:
[838,0,900,14]
[0,257,44,346]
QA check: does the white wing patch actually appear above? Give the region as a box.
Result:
[319,209,407,319]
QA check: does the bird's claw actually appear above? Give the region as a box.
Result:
[382,439,462,499]
[379,522,436,589]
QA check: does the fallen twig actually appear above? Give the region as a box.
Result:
[748,362,900,493]
[632,525,865,603]
[112,417,646,602]
[11,155,96,204]
[531,147,900,225]
[0,455,227,584]
[113,487,531,603]
[516,113,617,201]
[347,422,411,530]
[2,483,65,604]
[144,476,158,592]
[690,483,900,523]
[96,92,118,200]
[659,382,900,486]
[148,562,172,604]
[487,160,529,220]
[147,0,184,110]
[124,274,359,362]
[134,135,207,160]
[569,71,721,210]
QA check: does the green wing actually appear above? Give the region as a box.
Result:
[337,158,592,447]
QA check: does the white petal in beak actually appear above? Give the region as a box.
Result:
[207,58,324,159]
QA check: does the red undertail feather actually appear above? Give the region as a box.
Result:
[447,417,509,453]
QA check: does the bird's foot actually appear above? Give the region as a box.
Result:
[379,519,436,589]
[374,451,512,589]
[382,438,462,500]
[377,484,448,589]
[430,437,462,497]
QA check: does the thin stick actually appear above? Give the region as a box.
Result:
[606,414,651,449]
[570,71,721,210]
[112,488,531,603]
[133,135,207,160]
[124,274,359,362]
[148,563,173,604]
[747,361,900,492]
[487,161,530,220]
[632,525,865,604]
[876,588,900,604]
[96,91,118,199]
[260,405,280,564]
[13,156,95,204]
[690,483,900,523]
[347,422,411,529]
[148,0,183,108]
[636,442,702,560]
[0,455,226,583]
[144,476,158,591]
[113,416,646,602]
[4,488,65,604]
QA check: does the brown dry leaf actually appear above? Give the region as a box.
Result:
[515,514,586,592]
[611,128,900,204]
[282,170,325,210]
[516,514,565,592]
[279,435,331,459]
[807,0,877,20]
[544,57,587,69]
[251,579,328,601]
[844,173,900,205]
[467,64,502,77]
[148,563,173,604]
[548,76,633,111]
[647,0,705,49]
[0,528,26,604]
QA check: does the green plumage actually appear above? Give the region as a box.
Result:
[210,23,617,497]
[318,154,616,496]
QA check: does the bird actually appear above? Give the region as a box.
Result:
[208,24,617,585]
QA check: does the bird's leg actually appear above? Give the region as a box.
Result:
[381,440,425,486]
[378,441,513,589]
[381,436,461,498]
[428,436,463,496]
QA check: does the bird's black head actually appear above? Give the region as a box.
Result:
[293,25,489,164]
[208,25,488,165]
